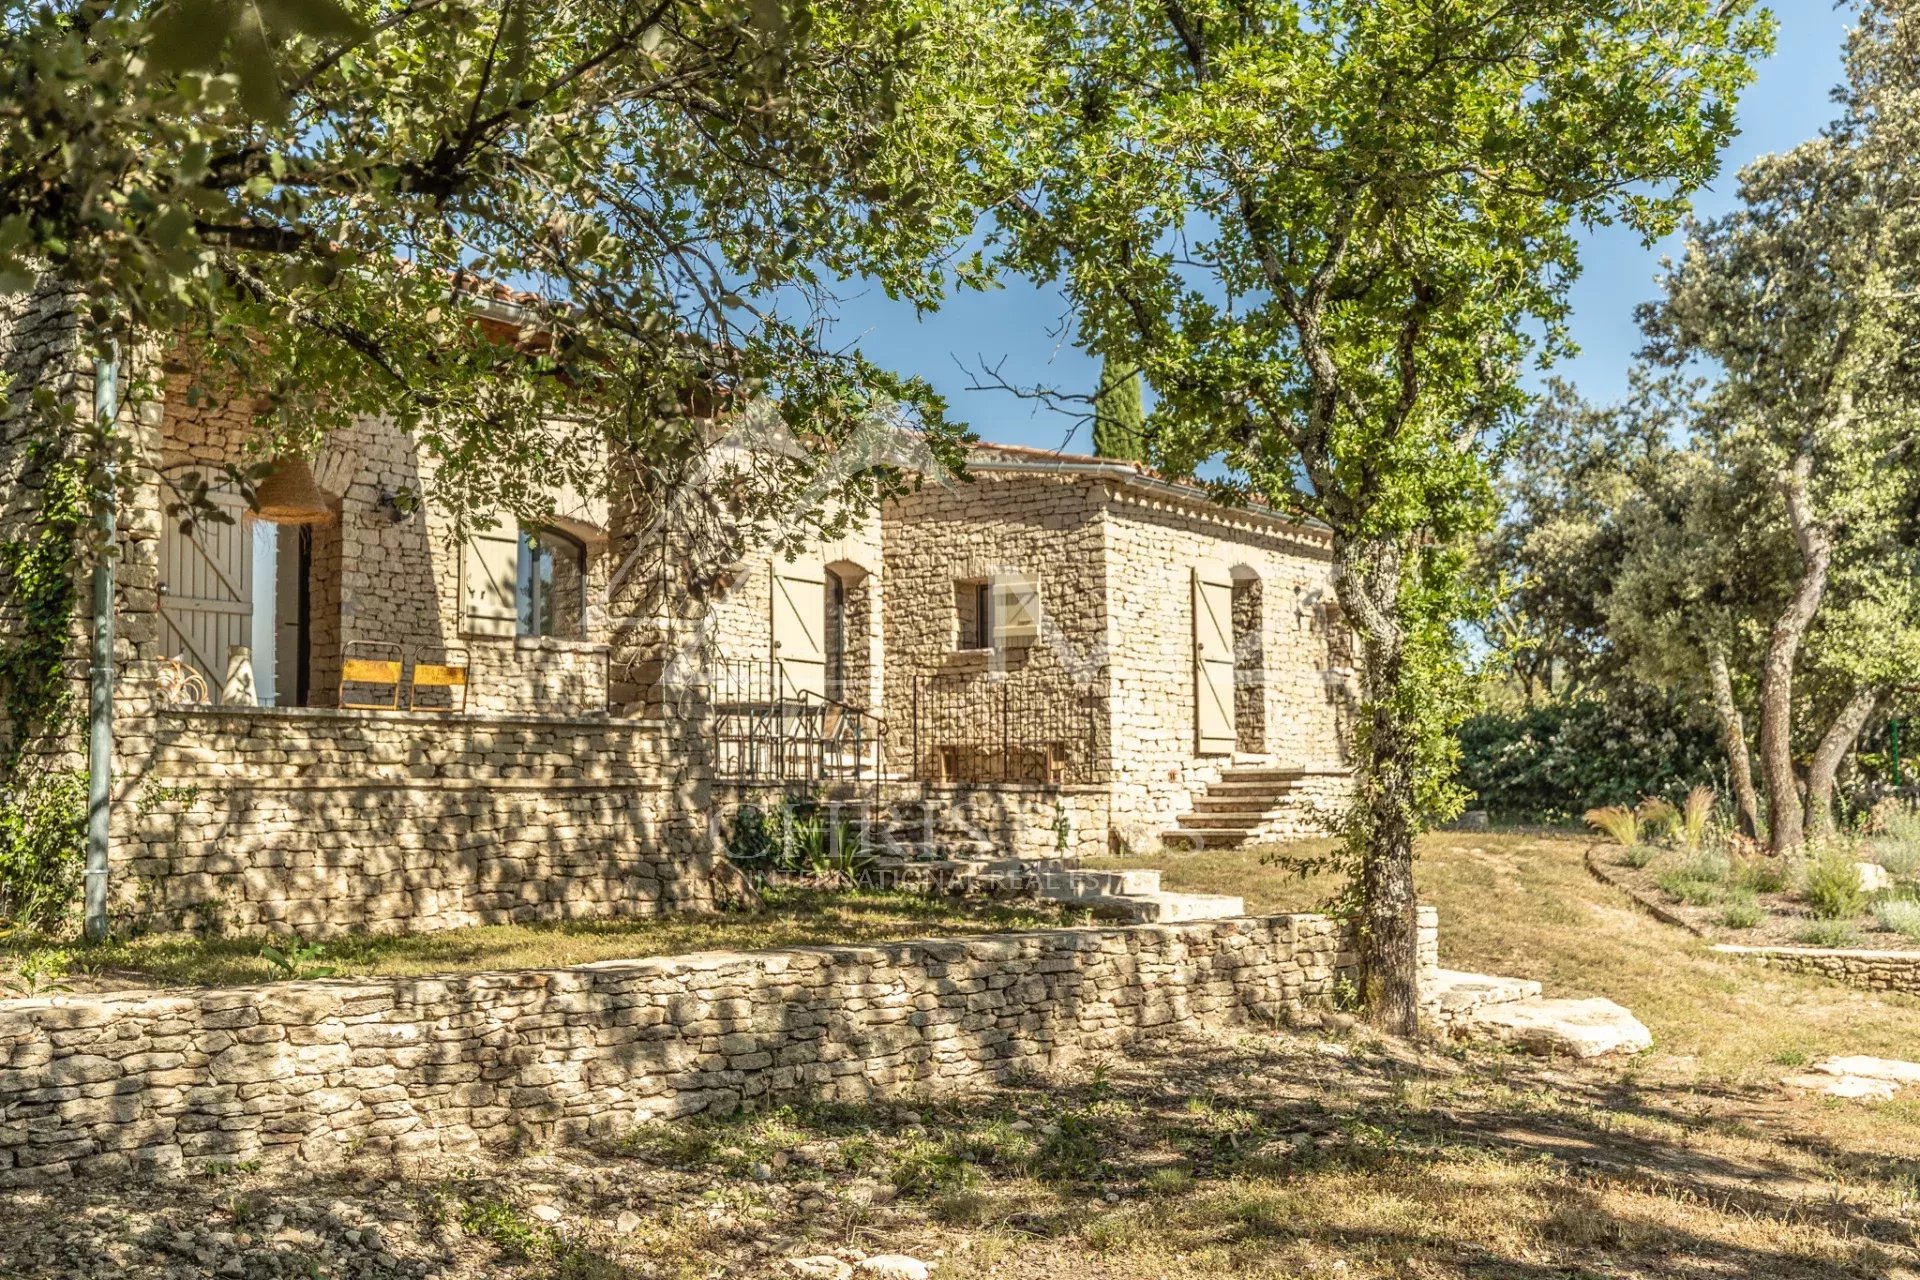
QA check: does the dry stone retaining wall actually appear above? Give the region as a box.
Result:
[115,706,716,935]
[0,909,1438,1185]
[1713,943,1920,993]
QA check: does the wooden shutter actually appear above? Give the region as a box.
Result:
[991,571,1041,646]
[463,516,521,638]
[1193,562,1236,754]
[770,559,827,699]
[157,487,254,701]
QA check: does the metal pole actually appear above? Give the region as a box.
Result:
[83,346,118,944]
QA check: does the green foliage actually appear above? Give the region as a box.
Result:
[726,798,872,885]
[1800,852,1868,922]
[1654,867,1722,908]
[0,439,86,772]
[1090,356,1145,462]
[1457,692,1724,825]
[258,937,336,980]
[1872,896,1920,942]
[1731,857,1787,896]
[1637,798,1680,843]
[1718,900,1764,930]
[1795,920,1861,948]
[0,0,1040,543]
[0,769,85,931]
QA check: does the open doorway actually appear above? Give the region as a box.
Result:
[1230,567,1265,754]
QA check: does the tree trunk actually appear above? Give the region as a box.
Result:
[1704,639,1764,840]
[1805,686,1882,842]
[1330,530,1421,1037]
[1757,450,1832,857]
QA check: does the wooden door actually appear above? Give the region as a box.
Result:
[771,560,827,700]
[158,487,254,701]
[1192,562,1236,754]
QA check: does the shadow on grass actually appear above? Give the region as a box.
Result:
[0,886,1074,991]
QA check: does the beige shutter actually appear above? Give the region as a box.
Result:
[991,571,1041,646]
[463,516,521,638]
[1193,562,1236,754]
[157,486,254,700]
[770,559,827,699]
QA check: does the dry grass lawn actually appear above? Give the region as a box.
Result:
[0,887,1078,992]
[5,833,1920,1279]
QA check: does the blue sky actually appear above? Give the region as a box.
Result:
[817,1,1850,454]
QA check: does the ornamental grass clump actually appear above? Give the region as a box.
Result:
[1800,849,1868,922]
[1637,797,1679,844]
[1679,786,1715,853]
[1585,805,1640,850]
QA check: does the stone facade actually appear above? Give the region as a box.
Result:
[877,460,1355,851]
[0,908,1439,1184]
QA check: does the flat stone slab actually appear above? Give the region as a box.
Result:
[1422,969,1542,1021]
[1467,997,1652,1058]
[1813,1056,1920,1084]
[1784,1072,1901,1101]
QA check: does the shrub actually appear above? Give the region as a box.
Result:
[1584,805,1640,848]
[1623,843,1660,869]
[0,768,85,931]
[1863,837,1920,881]
[1654,867,1722,907]
[1454,690,1724,825]
[1677,851,1730,883]
[1800,850,1868,921]
[1717,901,1764,930]
[1872,896,1920,943]
[1731,856,1788,896]
[1795,920,1860,948]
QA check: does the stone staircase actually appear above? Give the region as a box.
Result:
[1420,968,1652,1058]
[1163,765,1340,850]
[876,796,1244,924]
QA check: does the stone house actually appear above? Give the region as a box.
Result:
[705,444,1357,857]
[2,281,1352,939]
[0,283,716,936]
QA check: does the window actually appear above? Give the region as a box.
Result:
[517,527,587,639]
[954,579,992,651]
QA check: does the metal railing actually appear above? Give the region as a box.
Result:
[708,658,886,792]
[907,670,1097,786]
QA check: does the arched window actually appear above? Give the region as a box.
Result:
[516,526,587,639]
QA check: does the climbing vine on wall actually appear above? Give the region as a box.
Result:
[0,414,88,929]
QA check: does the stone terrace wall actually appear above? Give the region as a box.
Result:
[114,707,716,935]
[0,908,1439,1184]
[1713,943,1920,994]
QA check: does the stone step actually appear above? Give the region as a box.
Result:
[1071,890,1244,923]
[1163,827,1253,849]
[1421,969,1543,1026]
[1036,868,1162,898]
[1199,778,1305,794]
[1217,767,1312,782]
[1177,809,1272,829]
[1465,997,1652,1059]
[1128,891,1246,923]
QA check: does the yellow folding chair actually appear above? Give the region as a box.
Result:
[339,643,404,711]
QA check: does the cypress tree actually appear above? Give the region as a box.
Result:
[1091,356,1146,462]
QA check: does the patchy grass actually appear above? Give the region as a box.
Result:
[8,832,1920,1278]
[0,887,1078,992]
[1092,831,1920,1085]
